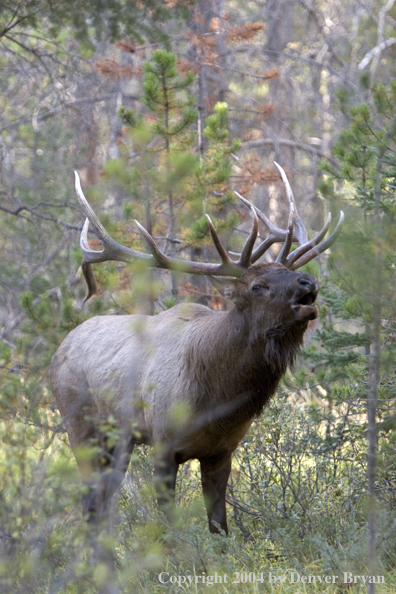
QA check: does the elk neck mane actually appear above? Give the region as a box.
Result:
[182,302,307,419]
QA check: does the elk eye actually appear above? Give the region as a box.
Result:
[251,284,268,294]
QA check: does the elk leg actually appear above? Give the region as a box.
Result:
[80,431,135,523]
[200,454,231,535]
[154,456,179,520]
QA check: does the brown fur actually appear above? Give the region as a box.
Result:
[50,263,319,533]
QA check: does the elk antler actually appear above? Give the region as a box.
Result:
[75,171,258,300]
[75,163,343,300]
[235,163,344,270]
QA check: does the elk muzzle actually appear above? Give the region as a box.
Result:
[291,275,319,322]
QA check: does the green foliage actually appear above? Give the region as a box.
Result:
[104,50,244,296]
[2,383,396,593]
[321,83,396,214]
[305,82,396,579]
[0,0,191,48]
[142,50,196,122]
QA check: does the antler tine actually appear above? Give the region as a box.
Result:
[235,192,298,264]
[254,206,290,240]
[289,211,345,270]
[234,196,259,268]
[80,218,98,302]
[275,202,295,264]
[134,219,175,269]
[234,166,344,268]
[80,217,95,254]
[274,163,295,264]
[134,218,244,277]
[76,171,157,301]
[274,162,308,245]
[205,215,232,265]
[254,207,302,244]
[235,191,285,239]
[286,213,331,268]
[75,171,152,266]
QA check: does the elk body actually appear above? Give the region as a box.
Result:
[50,164,343,534]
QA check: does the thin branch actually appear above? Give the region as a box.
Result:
[203,62,280,81]
[0,0,31,39]
[358,37,396,71]
[226,47,358,90]
[0,364,24,373]
[0,93,117,134]
[0,204,82,230]
[21,231,76,287]
[241,137,339,168]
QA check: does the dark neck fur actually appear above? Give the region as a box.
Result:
[186,306,307,419]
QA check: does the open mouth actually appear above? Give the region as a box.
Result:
[297,292,317,306]
[292,291,318,321]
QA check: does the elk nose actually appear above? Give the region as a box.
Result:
[298,277,318,292]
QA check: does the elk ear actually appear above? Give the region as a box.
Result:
[208,276,240,302]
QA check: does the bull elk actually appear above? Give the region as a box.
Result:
[50,164,343,534]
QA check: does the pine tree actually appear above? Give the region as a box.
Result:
[306,81,396,577]
[100,50,244,309]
